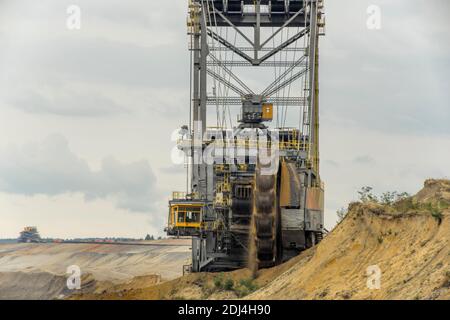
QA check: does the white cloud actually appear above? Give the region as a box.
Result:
[0,134,160,214]
[6,87,128,117]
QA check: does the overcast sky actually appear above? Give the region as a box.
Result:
[0,0,449,238]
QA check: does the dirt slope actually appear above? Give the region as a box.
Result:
[83,179,449,300]
[249,179,450,300]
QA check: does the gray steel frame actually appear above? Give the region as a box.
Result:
[190,0,321,200]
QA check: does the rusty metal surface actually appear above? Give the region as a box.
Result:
[280,161,301,207]
[306,187,324,211]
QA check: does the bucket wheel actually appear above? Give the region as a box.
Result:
[249,159,281,273]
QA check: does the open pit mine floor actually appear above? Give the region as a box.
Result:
[0,238,191,299]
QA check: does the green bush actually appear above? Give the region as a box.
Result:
[213,273,235,291]
[356,187,410,207]
[358,186,378,203]
[423,202,443,224]
[234,278,258,297]
[239,278,257,292]
[223,278,234,290]
[380,191,410,205]
[213,273,224,288]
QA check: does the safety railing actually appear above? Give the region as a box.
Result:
[178,138,309,151]
[172,191,187,200]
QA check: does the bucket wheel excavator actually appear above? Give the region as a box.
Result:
[166,0,326,272]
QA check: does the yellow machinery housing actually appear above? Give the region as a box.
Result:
[261,103,273,121]
[166,193,204,236]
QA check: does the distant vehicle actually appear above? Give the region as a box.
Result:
[18,226,42,243]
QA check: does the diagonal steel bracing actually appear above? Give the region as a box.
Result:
[206,69,248,96]
[261,56,307,96]
[208,55,254,94]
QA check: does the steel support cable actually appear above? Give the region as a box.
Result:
[271,26,279,127]
[306,7,313,160]
[306,2,318,161]
[298,63,306,151]
[282,25,304,128]
[278,27,286,127]
[221,26,228,128]
[301,1,310,145]
[280,26,291,128]
[268,26,301,128]
[264,68,308,98]
[207,0,231,128]
[207,0,252,116]
[258,28,309,64]
[209,0,243,129]
[261,55,306,97]
[211,35,253,98]
[298,1,308,151]
[210,0,226,128]
[216,6,231,129]
[283,25,302,128]
[209,55,254,95]
[301,4,309,140]
[207,0,234,128]
[283,26,301,127]
[188,31,193,192]
[274,26,283,127]
[222,27,228,128]
[208,0,239,129]
[209,0,224,128]
[225,31,238,129]
[215,3,228,129]
[207,69,247,96]
[201,0,220,127]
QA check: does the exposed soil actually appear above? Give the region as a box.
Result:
[0,238,190,299]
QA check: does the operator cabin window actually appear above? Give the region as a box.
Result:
[177,211,185,223]
[186,210,200,222]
